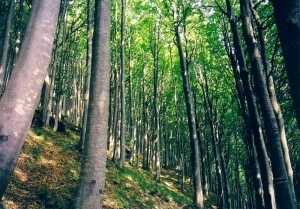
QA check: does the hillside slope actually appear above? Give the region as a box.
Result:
[1,126,215,209]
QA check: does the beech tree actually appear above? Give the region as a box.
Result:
[0,0,61,199]
[75,0,111,207]
[0,0,299,208]
[172,1,203,207]
[270,0,300,130]
[240,0,297,208]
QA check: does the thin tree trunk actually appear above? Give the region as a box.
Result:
[153,9,162,181]
[0,0,15,95]
[119,0,126,169]
[78,0,93,151]
[128,38,137,163]
[174,7,203,207]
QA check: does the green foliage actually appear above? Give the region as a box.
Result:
[105,160,193,208]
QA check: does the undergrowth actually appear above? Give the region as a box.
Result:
[1,125,215,209]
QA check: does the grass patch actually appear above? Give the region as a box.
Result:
[104,161,193,209]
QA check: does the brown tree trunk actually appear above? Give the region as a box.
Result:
[0,0,60,199]
[153,9,162,181]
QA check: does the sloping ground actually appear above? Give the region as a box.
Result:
[1,125,215,209]
[103,161,193,209]
[2,127,80,209]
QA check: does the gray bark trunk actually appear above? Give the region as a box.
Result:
[174,7,203,207]
[250,3,296,203]
[270,0,300,131]
[240,0,297,208]
[119,0,126,168]
[0,0,60,199]
[78,0,93,151]
[74,0,111,207]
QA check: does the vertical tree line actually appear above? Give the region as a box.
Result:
[0,0,299,208]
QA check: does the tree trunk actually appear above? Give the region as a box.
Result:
[0,0,15,95]
[223,0,276,207]
[153,10,162,181]
[240,0,297,208]
[0,0,60,199]
[128,39,137,164]
[174,10,203,208]
[250,4,297,203]
[119,0,126,169]
[78,0,93,151]
[74,0,111,207]
[270,0,300,130]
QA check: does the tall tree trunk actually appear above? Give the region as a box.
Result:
[78,0,93,151]
[194,94,208,198]
[141,66,150,170]
[128,38,137,163]
[240,0,296,208]
[174,8,203,207]
[119,0,126,169]
[75,0,111,207]
[0,0,60,199]
[0,0,15,95]
[223,0,276,207]
[153,9,162,181]
[42,0,67,126]
[250,3,297,203]
[270,0,300,130]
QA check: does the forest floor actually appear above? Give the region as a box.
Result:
[1,123,217,209]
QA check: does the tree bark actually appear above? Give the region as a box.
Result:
[240,0,297,208]
[75,0,111,207]
[174,6,203,207]
[250,4,297,204]
[223,0,276,207]
[78,0,93,151]
[119,0,126,169]
[0,0,60,199]
[270,0,300,131]
[0,0,15,95]
[153,9,162,181]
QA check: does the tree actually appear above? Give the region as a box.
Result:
[78,0,93,151]
[0,0,15,95]
[240,0,297,208]
[172,1,203,207]
[270,0,300,130]
[74,0,111,207]
[0,0,61,199]
[153,7,162,181]
[221,0,276,207]
[119,0,126,168]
